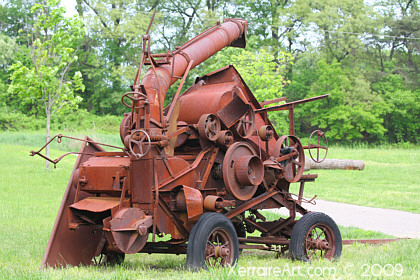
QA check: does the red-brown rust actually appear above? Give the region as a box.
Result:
[141,19,247,121]
[41,137,105,268]
[342,238,409,245]
[34,16,369,269]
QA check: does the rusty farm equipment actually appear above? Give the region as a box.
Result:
[34,17,344,270]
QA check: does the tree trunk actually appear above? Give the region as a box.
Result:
[389,41,395,60]
[305,158,365,170]
[45,112,51,170]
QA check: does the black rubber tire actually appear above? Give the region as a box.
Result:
[289,212,342,261]
[187,213,239,271]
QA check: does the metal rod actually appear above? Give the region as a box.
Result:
[255,94,330,113]
[342,238,409,245]
[146,10,156,35]
[167,59,194,120]
[30,134,124,166]
[238,237,289,245]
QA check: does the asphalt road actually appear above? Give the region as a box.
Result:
[271,199,420,239]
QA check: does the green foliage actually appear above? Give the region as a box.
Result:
[296,59,387,141]
[51,109,121,133]
[199,44,293,129]
[72,0,151,115]
[7,0,85,118]
[372,72,420,143]
[0,34,17,69]
[0,0,36,44]
[302,0,375,62]
[0,107,44,131]
[0,107,121,134]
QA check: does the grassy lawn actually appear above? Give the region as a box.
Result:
[0,136,419,279]
[297,145,420,213]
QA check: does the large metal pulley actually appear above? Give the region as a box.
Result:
[127,129,151,159]
[120,113,136,143]
[217,130,234,147]
[273,135,305,183]
[222,142,264,200]
[258,125,274,141]
[198,113,221,142]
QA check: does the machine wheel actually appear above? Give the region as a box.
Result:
[121,92,148,109]
[232,106,255,139]
[187,213,239,270]
[273,135,305,183]
[289,212,342,261]
[120,112,136,143]
[308,130,328,163]
[222,142,263,201]
[93,251,125,266]
[197,113,221,142]
[128,129,151,159]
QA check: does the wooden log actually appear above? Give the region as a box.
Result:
[304,158,365,170]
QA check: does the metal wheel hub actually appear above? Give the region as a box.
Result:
[304,223,335,260]
[205,228,234,267]
[208,245,230,258]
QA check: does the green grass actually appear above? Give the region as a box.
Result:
[0,140,419,279]
[1,241,419,279]
[295,145,420,213]
[0,131,123,152]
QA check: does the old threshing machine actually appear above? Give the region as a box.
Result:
[35,17,342,270]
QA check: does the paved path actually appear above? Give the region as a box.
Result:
[271,199,420,239]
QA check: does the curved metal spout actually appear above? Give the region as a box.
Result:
[140,18,247,121]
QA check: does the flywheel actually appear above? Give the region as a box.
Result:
[222,142,264,200]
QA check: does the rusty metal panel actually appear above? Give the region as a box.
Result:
[177,83,236,124]
[41,138,105,268]
[183,186,203,222]
[79,156,130,193]
[130,158,154,211]
[216,94,250,128]
[70,197,121,212]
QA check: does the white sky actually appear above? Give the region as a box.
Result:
[62,0,77,17]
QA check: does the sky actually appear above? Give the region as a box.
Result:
[62,0,77,17]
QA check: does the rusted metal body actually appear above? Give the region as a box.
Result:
[34,17,359,269]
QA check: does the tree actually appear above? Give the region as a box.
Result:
[372,70,420,143]
[0,0,36,44]
[378,0,419,85]
[299,59,386,141]
[72,0,154,115]
[8,0,85,169]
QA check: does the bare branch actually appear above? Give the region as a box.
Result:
[52,99,69,115]
[82,0,110,30]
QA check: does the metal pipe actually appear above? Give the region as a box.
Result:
[140,19,247,121]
